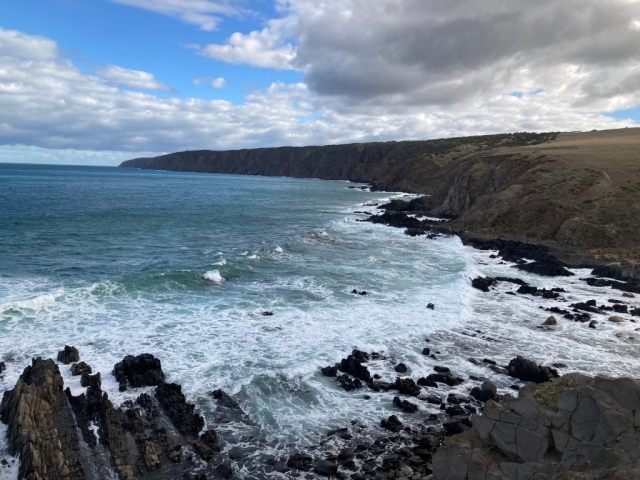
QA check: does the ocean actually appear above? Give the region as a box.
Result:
[1,163,639,476]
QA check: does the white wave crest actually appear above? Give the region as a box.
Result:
[203,270,226,284]
[1,293,58,312]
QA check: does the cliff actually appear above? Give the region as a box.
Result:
[120,128,640,275]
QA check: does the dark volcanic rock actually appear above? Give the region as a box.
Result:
[470,380,498,402]
[0,361,5,374]
[336,374,363,391]
[70,361,92,376]
[393,377,422,396]
[113,353,166,391]
[381,415,404,432]
[287,453,313,471]
[314,460,339,477]
[393,396,419,413]
[516,262,574,277]
[427,372,464,387]
[507,356,559,383]
[57,345,80,364]
[155,383,204,438]
[472,277,497,292]
[394,362,408,373]
[339,353,372,382]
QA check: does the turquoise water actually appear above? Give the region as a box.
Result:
[1,163,639,467]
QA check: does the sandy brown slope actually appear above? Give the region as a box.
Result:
[430,128,640,273]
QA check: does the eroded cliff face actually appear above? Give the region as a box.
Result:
[120,130,640,272]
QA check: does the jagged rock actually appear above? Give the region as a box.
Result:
[393,396,419,413]
[339,353,372,382]
[0,357,87,480]
[287,453,313,471]
[70,361,92,376]
[381,415,404,432]
[516,262,574,277]
[156,383,204,438]
[113,353,166,391]
[337,374,363,391]
[192,429,220,461]
[470,380,498,402]
[433,374,640,479]
[314,460,339,476]
[80,371,100,388]
[472,277,497,292]
[57,345,80,364]
[507,356,558,383]
[321,364,339,377]
[426,372,464,387]
[394,363,408,373]
[393,377,422,396]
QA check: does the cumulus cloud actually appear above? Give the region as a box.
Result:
[98,65,172,91]
[210,77,227,88]
[198,18,298,69]
[0,25,636,163]
[204,0,640,114]
[109,0,237,31]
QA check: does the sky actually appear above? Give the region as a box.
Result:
[1,0,640,165]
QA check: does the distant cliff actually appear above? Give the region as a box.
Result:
[120,129,640,273]
[120,133,555,193]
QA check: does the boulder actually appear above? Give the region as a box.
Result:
[394,363,408,373]
[472,277,497,292]
[622,292,635,298]
[393,396,419,413]
[314,460,339,477]
[609,316,625,323]
[541,316,557,326]
[57,345,79,364]
[287,453,313,471]
[70,361,92,376]
[589,320,598,329]
[339,354,372,382]
[393,377,422,396]
[427,303,435,310]
[381,415,404,432]
[470,380,498,402]
[507,356,559,383]
[113,353,166,391]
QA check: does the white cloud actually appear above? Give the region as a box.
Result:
[98,65,172,91]
[0,145,162,166]
[199,20,298,69]
[210,77,227,88]
[0,25,637,165]
[109,0,238,31]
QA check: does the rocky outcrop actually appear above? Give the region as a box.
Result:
[1,355,225,480]
[57,345,80,364]
[113,354,166,392]
[433,373,640,479]
[0,358,86,480]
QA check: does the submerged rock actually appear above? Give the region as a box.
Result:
[393,396,419,413]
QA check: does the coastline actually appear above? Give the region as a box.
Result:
[2,183,640,479]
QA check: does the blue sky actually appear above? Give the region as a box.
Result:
[0,0,302,105]
[0,0,639,165]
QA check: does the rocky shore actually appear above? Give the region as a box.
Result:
[2,217,639,479]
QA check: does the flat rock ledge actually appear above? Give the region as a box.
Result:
[433,373,640,480]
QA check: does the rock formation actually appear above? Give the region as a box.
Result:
[434,373,640,479]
